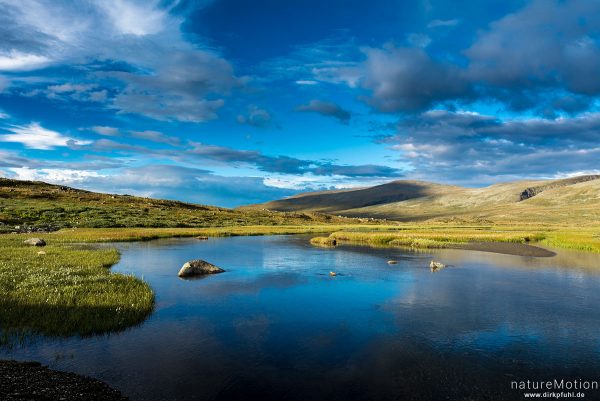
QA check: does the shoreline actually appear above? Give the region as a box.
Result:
[0,359,127,400]
[450,241,557,257]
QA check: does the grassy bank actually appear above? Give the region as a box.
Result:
[0,239,153,340]
[310,226,600,254]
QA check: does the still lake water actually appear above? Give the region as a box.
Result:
[3,235,600,400]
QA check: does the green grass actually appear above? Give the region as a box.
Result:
[0,178,372,231]
[0,239,154,341]
[541,229,600,253]
[309,236,337,247]
[311,226,600,253]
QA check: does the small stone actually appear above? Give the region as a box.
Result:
[387,260,398,265]
[430,260,446,272]
[329,271,337,276]
[24,238,46,247]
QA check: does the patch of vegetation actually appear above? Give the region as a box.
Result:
[541,230,600,253]
[309,236,337,247]
[0,238,154,340]
[309,226,600,252]
[330,228,543,246]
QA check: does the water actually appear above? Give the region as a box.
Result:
[3,235,600,400]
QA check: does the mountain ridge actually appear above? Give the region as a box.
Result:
[243,175,600,224]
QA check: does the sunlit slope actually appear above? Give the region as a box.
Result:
[0,178,361,230]
[247,176,600,224]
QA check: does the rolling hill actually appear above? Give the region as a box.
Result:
[0,178,362,232]
[243,175,600,224]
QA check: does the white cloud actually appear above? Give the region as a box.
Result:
[8,167,103,183]
[1,122,91,150]
[90,126,120,136]
[0,51,51,71]
[1,1,238,122]
[295,80,319,85]
[95,0,170,36]
[47,83,96,93]
[0,110,9,119]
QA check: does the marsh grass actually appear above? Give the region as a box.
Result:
[309,236,337,247]
[312,226,600,254]
[0,239,154,340]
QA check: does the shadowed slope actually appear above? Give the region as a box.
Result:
[246,176,600,224]
[244,181,463,213]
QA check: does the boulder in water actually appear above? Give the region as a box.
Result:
[430,260,446,272]
[178,260,224,277]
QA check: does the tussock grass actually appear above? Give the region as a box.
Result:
[326,228,546,249]
[310,236,337,247]
[28,225,394,243]
[541,230,600,253]
[310,225,600,254]
[0,239,153,339]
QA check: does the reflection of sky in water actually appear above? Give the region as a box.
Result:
[2,236,600,401]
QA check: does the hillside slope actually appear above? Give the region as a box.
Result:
[0,178,361,232]
[244,175,600,224]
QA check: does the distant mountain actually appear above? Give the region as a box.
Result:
[242,175,600,224]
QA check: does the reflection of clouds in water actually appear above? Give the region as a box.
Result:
[383,252,600,357]
[190,272,307,298]
[7,236,600,401]
[429,247,600,274]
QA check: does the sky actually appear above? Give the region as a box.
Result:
[0,0,599,207]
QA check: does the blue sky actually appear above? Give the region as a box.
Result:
[1,0,599,207]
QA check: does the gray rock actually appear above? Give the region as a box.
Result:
[387,260,398,265]
[178,259,224,277]
[24,238,46,247]
[430,260,446,272]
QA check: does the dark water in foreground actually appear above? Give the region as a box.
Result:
[3,235,600,401]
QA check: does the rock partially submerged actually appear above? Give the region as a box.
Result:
[329,271,337,277]
[24,238,46,247]
[430,260,446,272]
[196,236,208,240]
[178,259,225,277]
[387,260,398,265]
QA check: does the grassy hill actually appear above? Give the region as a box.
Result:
[243,175,600,225]
[0,178,364,232]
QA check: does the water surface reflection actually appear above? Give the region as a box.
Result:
[2,235,600,401]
